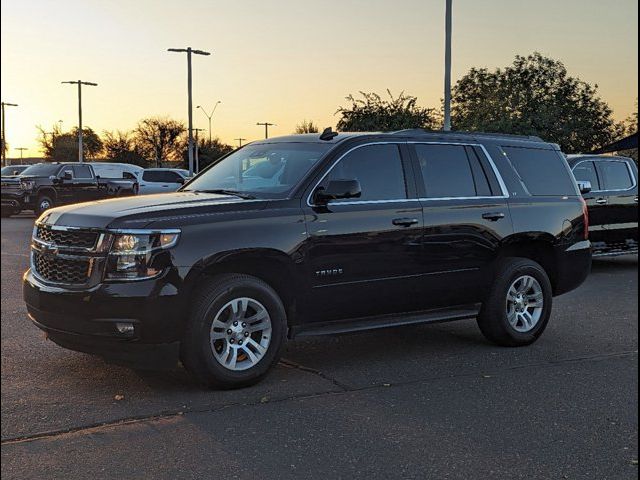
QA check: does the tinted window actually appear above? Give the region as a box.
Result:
[415,144,482,198]
[323,144,406,201]
[502,147,575,196]
[123,171,137,180]
[72,165,93,179]
[572,161,600,190]
[143,171,182,183]
[142,171,165,182]
[597,161,634,190]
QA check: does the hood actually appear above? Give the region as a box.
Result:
[41,191,268,229]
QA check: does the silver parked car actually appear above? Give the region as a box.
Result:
[138,168,191,194]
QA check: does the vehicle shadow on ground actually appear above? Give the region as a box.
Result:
[591,255,638,273]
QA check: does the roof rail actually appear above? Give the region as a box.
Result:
[389,128,544,142]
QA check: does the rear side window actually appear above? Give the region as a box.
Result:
[323,144,406,201]
[414,144,493,198]
[143,171,182,183]
[502,147,575,196]
[72,165,93,179]
[572,161,600,190]
[597,161,634,191]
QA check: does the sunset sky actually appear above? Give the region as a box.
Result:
[1,0,638,158]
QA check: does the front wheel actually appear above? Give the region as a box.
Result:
[35,195,54,216]
[477,258,553,347]
[181,274,287,389]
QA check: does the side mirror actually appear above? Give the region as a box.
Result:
[314,179,362,205]
[576,180,592,194]
[176,177,185,185]
[61,171,73,181]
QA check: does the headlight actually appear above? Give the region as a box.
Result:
[105,229,180,280]
[20,180,35,191]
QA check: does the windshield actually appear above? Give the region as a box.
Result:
[1,166,28,176]
[184,143,331,198]
[20,164,61,177]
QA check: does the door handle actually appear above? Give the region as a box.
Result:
[392,218,419,227]
[596,198,608,205]
[482,212,505,221]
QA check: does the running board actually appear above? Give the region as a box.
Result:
[290,304,481,338]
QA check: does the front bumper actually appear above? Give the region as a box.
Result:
[1,192,26,211]
[23,268,187,368]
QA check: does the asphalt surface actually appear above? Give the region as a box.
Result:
[1,214,638,479]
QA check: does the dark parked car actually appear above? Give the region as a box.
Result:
[1,162,138,217]
[24,130,591,388]
[568,154,638,256]
[1,165,30,177]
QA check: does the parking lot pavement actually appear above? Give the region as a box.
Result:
[1,216,638,479]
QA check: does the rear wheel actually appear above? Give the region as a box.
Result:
[35,194,54,216]
[477,258,552,346]
[181,274,287,389]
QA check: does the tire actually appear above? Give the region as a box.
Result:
[477,257,553,347]
[181,273,288,389]
[36,194,54,216]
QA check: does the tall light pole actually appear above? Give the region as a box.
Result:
[443,0,453,131]
[168,47,211,176]
[235,137,246,147]
[193,128,205,173]
[1,102,18,167]
[61,80,97,162]
[197,101,221,143]
[256,122,276,139]
[16,147,27,160]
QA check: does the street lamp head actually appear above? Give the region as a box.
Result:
[1,102,18,107]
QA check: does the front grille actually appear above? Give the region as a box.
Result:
[36,225,99,250]
[33,251,92,284]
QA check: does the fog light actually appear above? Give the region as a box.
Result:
[115,323,135,335]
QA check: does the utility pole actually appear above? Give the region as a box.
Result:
[61,80,97,162]
[193,128,205,173]
[443,0,453,131]
[197,101,221,143]
[16,147,27,160]
[1,102,18,167]
[168,47,211,176]
[256,122,275,139]
[235,138,247,148]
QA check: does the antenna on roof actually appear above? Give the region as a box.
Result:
[319,127,338,141]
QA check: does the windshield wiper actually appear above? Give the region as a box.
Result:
[192,189,256,200]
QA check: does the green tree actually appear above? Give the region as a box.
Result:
[294,120,319,134]
[336,90,438,132]
[103,130,147,166]
[37,125,103,161]
[451,52,624,153]
[623,99,638,135]
[134,117,185,167]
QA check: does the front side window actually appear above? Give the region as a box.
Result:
[572,161,600,190]
[184,143,331,198]
[597,161,634,191]
[321,144,407,202]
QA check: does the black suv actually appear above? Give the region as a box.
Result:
[568,154,638,256]
[24,130,591,388]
